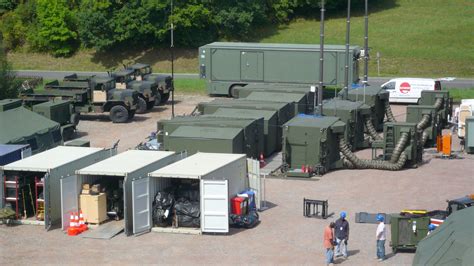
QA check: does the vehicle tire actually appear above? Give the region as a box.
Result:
[62,127,75,141]
[109,105,129,123]
[229,84,244,98]
[70,112,80,126]
[154,93,163,106]
[128,110,135,119]
[146,100,155,110]
[136,97,147,114]
[160,92,170,104]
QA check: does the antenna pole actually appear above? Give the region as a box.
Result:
[317,0,325,115]
[343,0,351,100]
[363,0,369,85]
[170,0,175,118]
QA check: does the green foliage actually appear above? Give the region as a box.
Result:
[29,0,78,57]
[0,1,36,51]
[0,0,17,15]
[0,35,17,100]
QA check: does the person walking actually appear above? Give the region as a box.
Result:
[335,211,350,259]
[376,214,386,261]
[323,222,336,266]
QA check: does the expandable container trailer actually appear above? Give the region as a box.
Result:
[241,91,308,116]
[0,144,31,166]
[282,115,346,177]
[208,108,279,156]
[164,126,245,156]
[419,91,452,129]
[0,107,62,154]
[64,150,182,236]
[322,99,371,150]
[0,146,112,229]
[199,42,361,96]
[373,122,422,168]
[465,116,474,154]
[0,99,22,111]
[158,116,264,158]
[143,153,247,235]
[198,99,293,126]
[348,86,390,131]
[406,105,441,147]
[390,214,430,253]
[234,84,315,113]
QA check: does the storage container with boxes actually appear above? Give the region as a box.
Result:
[144,153,248,235]
[0,146,112,229]
[61,150,183,236]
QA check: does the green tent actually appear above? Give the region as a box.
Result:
[0,107,62,154]
[413,207,474,266]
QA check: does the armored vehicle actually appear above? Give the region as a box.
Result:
[127,63,174,104]
[21,77,138,123]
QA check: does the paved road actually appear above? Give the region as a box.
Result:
[15,70,474,88]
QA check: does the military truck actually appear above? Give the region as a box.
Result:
[20,77,138,123]
[110,69,159,113]
[127,63,173,104]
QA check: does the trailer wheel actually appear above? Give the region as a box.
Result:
[229,84,244,98]
[128,110,135,119]
[136,97,147,114]
[154,93,162,106]
[109,105,129,123]
[146,100,155,110]
[160,92,170,104]
[70,112,80,126]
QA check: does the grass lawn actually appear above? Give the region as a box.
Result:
[448,88,474,102]
[7,0,473,78]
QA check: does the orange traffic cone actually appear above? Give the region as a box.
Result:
[259,153,266,168]
[79,210,87,232]
[67,212,79,236]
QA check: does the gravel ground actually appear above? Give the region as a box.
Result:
[1,99,472,265]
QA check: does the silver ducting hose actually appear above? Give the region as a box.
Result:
[417,114,431,131]
[421,130,429,147]
[339,137,408,171]
[389,132,410,163]
[385,100,397,122]
[433,97,443,111]
[365,117,382,141]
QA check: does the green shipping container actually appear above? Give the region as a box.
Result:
[405,105,440,147]
[163,126,244,155]
[158,116,264,158]
[199,42,361,96]
[419,90,452,129]
[322,99,371,151]
[390,214,430,253]
[282,115,345,177]
[32,100,73,125]
[347,86,389,131]
[208,108,279,156]
[198,99,294,126]
[241,91,308,116]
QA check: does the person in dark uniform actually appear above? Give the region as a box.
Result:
[334,211,349,259]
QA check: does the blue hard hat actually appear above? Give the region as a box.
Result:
[340,211,347,218]
[376,214,384,222]
[428,224,436,231]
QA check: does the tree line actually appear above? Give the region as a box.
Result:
[0,0,364,57]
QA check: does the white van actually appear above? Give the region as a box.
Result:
[381,78,447,103]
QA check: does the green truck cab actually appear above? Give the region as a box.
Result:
[111,69,158,113]
[20,77,138,123]
[128,63,173,104]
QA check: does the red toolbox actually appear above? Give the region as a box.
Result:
[231,196,249,215]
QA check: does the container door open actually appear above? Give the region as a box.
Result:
[132,177,151,235]
[44,173,51,230]
[201,180,229,233]
[241,51,264,81]
[60,175,78,231]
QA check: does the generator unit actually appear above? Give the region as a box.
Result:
[241,91,309,116]
[347,86,390,131]
[373,122,422,168]
[322,99,372,150]
[208,108,279,156]
[282,115,346,177]
[32,100,78,140]
[465,116,474,154]
[406,105,441,147]
[234,84,315,113]
[390,214,430,253]
[157,116,264,158]
[199,42,361,96]
[197,99,294,125]
[419,90,452,129]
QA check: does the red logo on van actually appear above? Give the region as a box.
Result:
[400,82,411,94]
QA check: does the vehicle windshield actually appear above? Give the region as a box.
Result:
[116,74,132,83]
[140,67,151,75]
[382,82,396,90]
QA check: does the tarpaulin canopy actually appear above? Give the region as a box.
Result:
[413,207,474,266]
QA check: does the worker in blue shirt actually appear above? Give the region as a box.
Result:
[334,211,350,259]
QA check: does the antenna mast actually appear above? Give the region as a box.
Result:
[170,0,175,118]
[317,0,325,115]
[343,0,351,100]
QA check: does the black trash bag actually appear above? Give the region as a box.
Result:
[174,182,200,202]
[230,210,259,229]
[174,199,200,228]
[152,192,174,227]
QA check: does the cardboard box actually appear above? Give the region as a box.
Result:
[80,193,107,224]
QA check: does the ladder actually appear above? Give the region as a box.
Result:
[3,176,20,219]
[35,176,44,221]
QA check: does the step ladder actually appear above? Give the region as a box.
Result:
[3,176,20,219]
